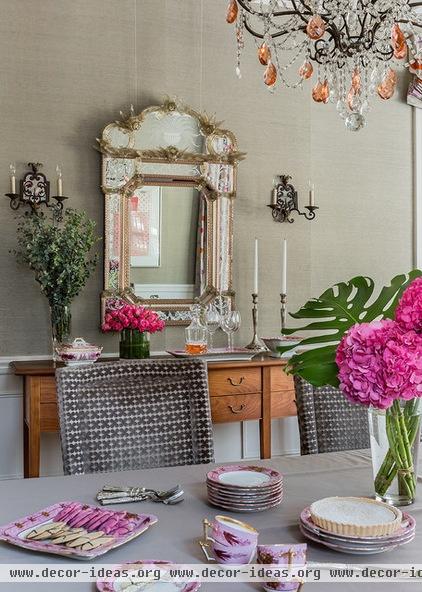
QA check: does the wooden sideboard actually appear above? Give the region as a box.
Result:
[11,356,296,478]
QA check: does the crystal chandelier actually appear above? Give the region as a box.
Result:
[226,0,422,130]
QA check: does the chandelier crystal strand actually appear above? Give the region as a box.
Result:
[226,0,422,130]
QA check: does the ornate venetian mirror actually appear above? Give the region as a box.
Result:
[99,98,244,324]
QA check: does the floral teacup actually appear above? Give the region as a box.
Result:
[257,543,307,591]
[204,515,258,548]
[199,515,258,565]
[199,538,256,565]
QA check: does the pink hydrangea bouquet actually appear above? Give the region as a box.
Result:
[102,303,165,359]
[336,278,422,502]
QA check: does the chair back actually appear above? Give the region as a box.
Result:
[294,375,370,455]
[56,358,214,475]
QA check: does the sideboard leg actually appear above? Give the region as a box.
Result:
[260,366,272,459]
[23,377,41,478]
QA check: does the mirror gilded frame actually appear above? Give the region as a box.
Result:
[99,99,244,325]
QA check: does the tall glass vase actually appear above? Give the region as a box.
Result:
[50,304,72,361]
[119,329,150,359]
[369,398,422,506]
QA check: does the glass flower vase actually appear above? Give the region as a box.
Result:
[119,329,150,359]
[369,398,422,506]
[50,304,71,360]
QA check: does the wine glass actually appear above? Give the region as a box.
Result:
[221,311,241,351]
[205,305,220,351]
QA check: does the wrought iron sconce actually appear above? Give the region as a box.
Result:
[267,174,318,223]
[5,162,68,220]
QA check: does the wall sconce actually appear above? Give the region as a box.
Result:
[267,174,318,223]
[5,162,68,220]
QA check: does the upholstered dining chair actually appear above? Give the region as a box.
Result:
[294,375,370,455]
[56,358,214,475]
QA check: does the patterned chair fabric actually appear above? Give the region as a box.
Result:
[56,359,214,475]
[294,375,370,455]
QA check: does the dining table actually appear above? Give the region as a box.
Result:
[0,449,421,591]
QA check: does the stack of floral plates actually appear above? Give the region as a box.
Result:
[300,496,416,555]
[206,465,283,512]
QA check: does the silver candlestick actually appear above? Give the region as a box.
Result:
[280,292,287,332]
[245,293,266,351]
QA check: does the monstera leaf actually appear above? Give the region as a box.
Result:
[280,270,422,387]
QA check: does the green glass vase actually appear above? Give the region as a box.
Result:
[119,329,150,359]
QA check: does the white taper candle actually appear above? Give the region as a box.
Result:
[254,238,259,294]
[9,163,16,194]
[281,239,287,294]
[309,181,315,207]
[56,165,63,197]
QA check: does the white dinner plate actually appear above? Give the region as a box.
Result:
[206,465,283,489]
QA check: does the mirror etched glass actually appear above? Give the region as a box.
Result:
[100,99,244,325]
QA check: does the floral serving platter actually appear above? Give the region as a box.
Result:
[96,560,201,591]
[0,502,158,560]
[207,465,283,489]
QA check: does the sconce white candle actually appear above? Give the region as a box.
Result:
[309,181,315,207]
[56,165,63,197]
[9,163,16,194]
[254,238,259,294]
[271,187,278,205]
[281,239,287,294]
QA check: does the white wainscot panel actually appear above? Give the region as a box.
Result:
[0,393,23,480]
[242,418,301,460]
[40,433,64,478]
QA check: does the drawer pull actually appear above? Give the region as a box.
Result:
[227,376,245,387]
[228,403,246,414]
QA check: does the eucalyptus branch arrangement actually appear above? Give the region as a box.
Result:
[14,209,100,334]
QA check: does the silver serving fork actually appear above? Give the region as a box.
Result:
[97,484,183,505]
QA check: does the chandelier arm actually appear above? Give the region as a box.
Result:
[396,19,422,28]
[409,1,422,6]
[243,15,305,39]
[236,0,310,19]
[290,0,312,23]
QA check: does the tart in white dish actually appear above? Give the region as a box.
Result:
[310,496,402,537]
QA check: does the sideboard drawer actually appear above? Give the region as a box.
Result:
[211,393,262,423]
[270,365,293,392]
[271,391,297,418]
[208,368,261,397]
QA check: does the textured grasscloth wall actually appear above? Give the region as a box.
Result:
[0,0,413,356]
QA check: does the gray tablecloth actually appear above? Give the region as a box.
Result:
[0,450,420,590]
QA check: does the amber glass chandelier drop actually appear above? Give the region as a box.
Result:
[226,0,422,130]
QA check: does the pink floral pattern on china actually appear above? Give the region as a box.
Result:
[300,507,415,541]
[257,543,307,566]
[0,502,158,559]
[55,338,103,363]
[96,560,201,591]
[207,465,283,488]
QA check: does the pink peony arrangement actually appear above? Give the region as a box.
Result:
[101,304,165,334]
[395,276,422,333]
[336,319,422,410]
